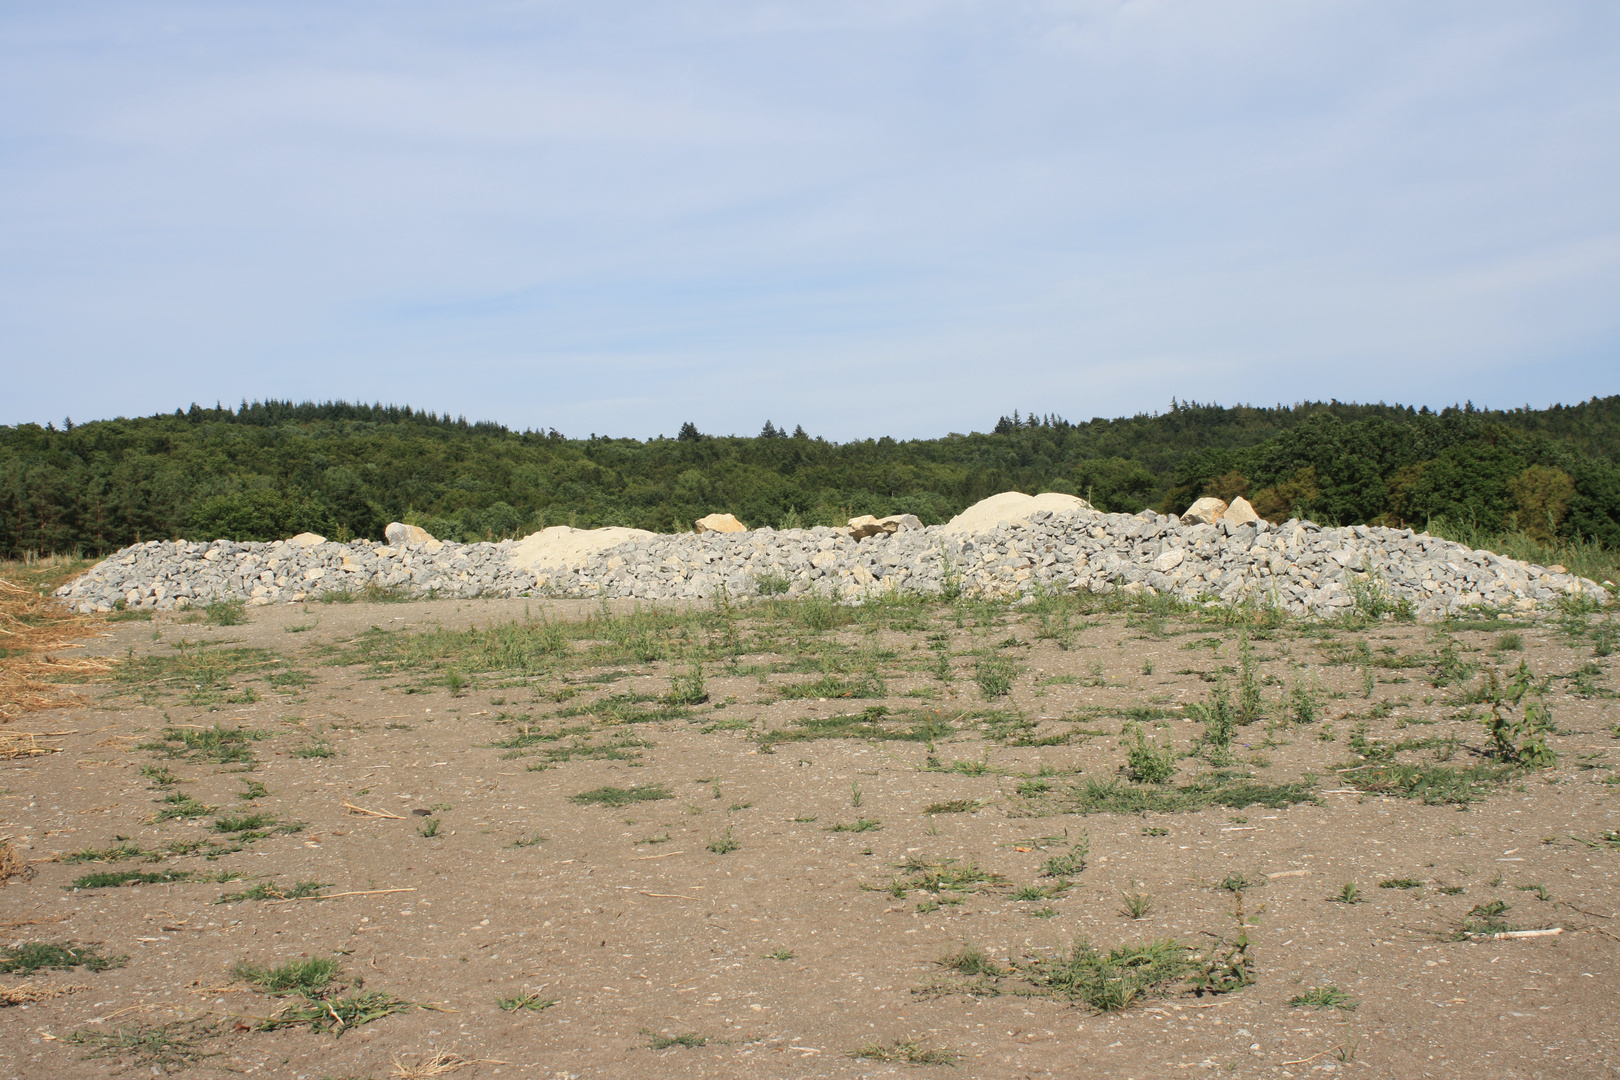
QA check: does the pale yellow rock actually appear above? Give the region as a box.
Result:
[940,492,1092,535]
[385,522,433,545]
[879,513,922,531]
[847,515,893,539]
[1222,496,1260,527]
[1181,497,1228,525]
[286,532,326,547]
[694,513,747,534]
[508,525,658,571]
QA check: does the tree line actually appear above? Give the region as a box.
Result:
[2,396,1616,557]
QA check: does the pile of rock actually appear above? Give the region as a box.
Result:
[55,499,1610,619]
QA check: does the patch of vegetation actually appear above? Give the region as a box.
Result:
[1040,836,1090,877]
[290,738,334,758]
[1011,937,1193,1011]
[203,599,248,626]
[138,723,274,764]
[0,941,128,975]
[647,1031,708,1050]
[923,799,982,814]
[707,829,740,854]
[975,653,1019,699]
[1059,778,1317,815]
[1329,883,1364,904]
[67,1019,224,1073]
[1289,986,1358,1011]
[231,957,341,995]
[665,662,709,705]
[257,991,412,1035]
[62,841,156,864]
[1121,721,1178,784]
[497,992,558,1012]
[569,784,672,808]
[882,858,1008,903]
[1379,878,1424,890]
[216,880,328,903]
[138,763,183,786]
[151,792,215,821]
[828,818,883,832]
[776,672,887,700]
[851,1037,960,1066]
[1457,899,1517,937]
[70,868,229,890]
[1480,661,1558,768]
[115,644,304,707]
[1343,760,1518,805]
[756,706,953,752]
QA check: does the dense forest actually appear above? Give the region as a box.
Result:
[2,396,1618,558]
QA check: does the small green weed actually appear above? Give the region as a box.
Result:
[923,799,981,814]
[569,784,672,808]
[647,1031,707,1049]
[1289,986,1358,1011]
[257,991,411,1034]
[215,880,328,903]
[851,1037,960,1066]
[231,957,340,995]
[1458,899,1516,937]
[497,992,558,1012]
[67,1019,223,1072]
[0,941,128,975]
[151,792,215,822]
[204,600,247,626]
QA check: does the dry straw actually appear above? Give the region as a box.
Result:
[0,576,107,722]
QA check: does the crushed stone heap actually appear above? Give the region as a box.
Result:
[56,508,1609,620]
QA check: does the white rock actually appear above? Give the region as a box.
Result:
[1153,548,1186,572]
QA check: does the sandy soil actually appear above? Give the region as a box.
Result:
[2,593,1617,1080]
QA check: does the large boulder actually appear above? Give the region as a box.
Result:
[1180,497,1228,526]
[940,492,1092,536]
[385,522,434,546]
[508,525,658,571]
[1222,496,1260,527]
[694,513,747,534]
[286,532,326,547]
[848,513,926,540]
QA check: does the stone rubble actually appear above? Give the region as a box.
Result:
[55,508,1611,620]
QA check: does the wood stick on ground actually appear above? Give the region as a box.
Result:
[266,887,418,904]
[342,801,406,819]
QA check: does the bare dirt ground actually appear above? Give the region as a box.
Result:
[2,589,1618,1080]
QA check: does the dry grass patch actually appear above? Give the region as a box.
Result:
[0,566,107,721]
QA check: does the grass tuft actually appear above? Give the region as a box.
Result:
[569,784,672,808]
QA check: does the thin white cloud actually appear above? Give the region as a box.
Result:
[2,1,1616,437]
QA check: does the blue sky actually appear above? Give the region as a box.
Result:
[3,2,1617,440]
